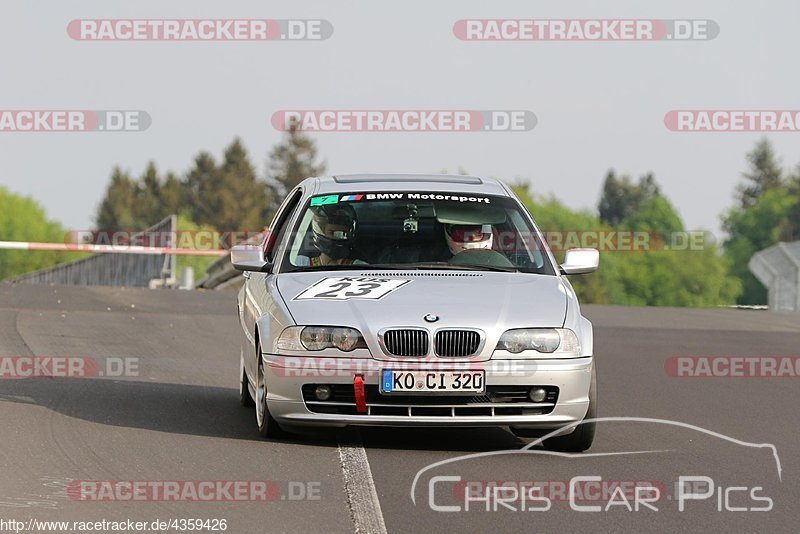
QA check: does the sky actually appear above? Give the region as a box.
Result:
[2,0,799,238]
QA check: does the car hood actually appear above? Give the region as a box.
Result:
[276,270,568,335]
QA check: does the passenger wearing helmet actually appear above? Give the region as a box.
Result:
[297,204,365,266]
[444,223,494,255]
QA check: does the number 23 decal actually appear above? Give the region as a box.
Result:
[294,277,412,301]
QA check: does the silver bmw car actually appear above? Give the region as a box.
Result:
[233,174,599,451]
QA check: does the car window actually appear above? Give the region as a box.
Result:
[280,191,556,275]
[265,189,303,263]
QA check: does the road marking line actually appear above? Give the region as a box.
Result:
[338,429,388,534]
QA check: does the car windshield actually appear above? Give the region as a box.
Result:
[280,191,556,275]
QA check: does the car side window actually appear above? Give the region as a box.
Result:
[264,189,303,263]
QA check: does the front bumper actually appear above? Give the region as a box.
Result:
[263,355,593,429]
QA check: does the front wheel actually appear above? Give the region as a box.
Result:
[543,364,597,452]
[255,344,288,439]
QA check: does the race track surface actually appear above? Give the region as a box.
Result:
[0,284,797,533]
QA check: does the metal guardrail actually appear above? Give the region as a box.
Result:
[196,232,265,290]
[8,215,177,287]
[196,252,241,289]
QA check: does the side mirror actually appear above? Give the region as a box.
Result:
[231,244,271,273]
[560,248,599,275]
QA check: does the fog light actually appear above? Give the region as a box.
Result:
[314,385,332,401]
[529,387,547,403]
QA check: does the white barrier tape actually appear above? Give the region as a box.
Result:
[0,241,228,256]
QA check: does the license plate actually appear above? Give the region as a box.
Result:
[380,370,485,394]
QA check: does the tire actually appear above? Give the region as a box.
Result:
[239,352,255,407]
[543,364,597,453]
[255,343,288,439]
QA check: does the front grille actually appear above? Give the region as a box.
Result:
[301,384,559,417]
[383,329,429,357]
[434,330,481,357]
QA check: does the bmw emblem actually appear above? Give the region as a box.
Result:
[423,314,439,323]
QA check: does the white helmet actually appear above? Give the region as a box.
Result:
[444,223,493,255]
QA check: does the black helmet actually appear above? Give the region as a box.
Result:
[310,204,357,259]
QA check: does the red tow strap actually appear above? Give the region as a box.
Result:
[353,375,367,413]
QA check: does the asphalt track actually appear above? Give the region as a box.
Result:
[0,283,798,533]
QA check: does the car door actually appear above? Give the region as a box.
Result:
[241,187,304,382]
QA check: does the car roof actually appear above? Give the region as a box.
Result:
[306,174,511,197]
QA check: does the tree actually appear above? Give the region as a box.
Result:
[622,196,684,235]
[722,139,800,304]
[97,163,184,230]
[96,167,138,230]
[266,129,326,199]
[136,162,165,225]
[0,186,83,280]
[598,170,661,227]
[96,138,286,235]
[216,139,274,231]
[183,151,219,228]
[610,245,740,307]
[781,167,800,241]
[723,188,797,304]
[182,139,275,233]
[159,172,184,216]
[515,183,740,307]
[515,185,621,304]
[738,139,783,208]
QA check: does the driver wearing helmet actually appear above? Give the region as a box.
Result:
[297,204,366,266]
[444,223,494,255]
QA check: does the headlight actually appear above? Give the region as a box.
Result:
[330,327,361,352]
[495,328,580,356]
[300,327,331,351]
[277,326,366,352]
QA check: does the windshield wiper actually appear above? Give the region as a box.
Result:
[408,262,519,273]
[289,263,411,273]
[289,262,519,273]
